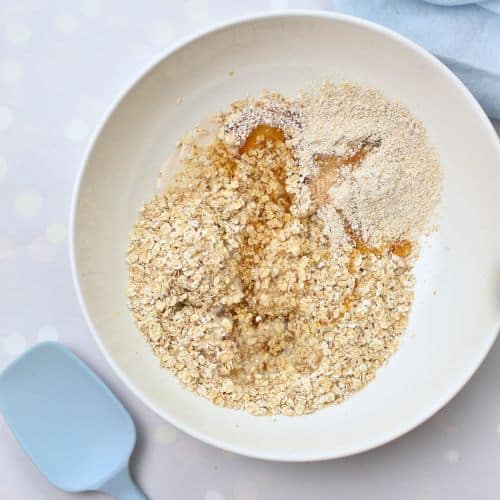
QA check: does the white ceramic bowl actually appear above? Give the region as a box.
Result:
[71,12,500,461]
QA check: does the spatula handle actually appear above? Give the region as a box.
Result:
[100,465,147,500]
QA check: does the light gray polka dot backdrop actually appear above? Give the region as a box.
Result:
[1,1,499,499]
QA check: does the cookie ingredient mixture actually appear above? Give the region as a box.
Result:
[127,82,440,415]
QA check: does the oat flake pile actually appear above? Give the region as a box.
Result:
[127,82,441,416]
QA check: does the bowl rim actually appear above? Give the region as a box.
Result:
[69,9,500,462]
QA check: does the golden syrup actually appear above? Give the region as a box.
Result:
[390,239,412,257]
[239,124,285,155]
[310,142,378,204]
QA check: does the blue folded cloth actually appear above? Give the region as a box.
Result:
[329,0,500,118]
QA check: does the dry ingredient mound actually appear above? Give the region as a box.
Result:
[127,82,441,416]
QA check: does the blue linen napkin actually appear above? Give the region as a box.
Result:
[329,0,500,118]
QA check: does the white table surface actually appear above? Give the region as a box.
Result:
[1,1,499,499]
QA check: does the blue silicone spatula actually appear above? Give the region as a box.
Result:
[0,342,147,499]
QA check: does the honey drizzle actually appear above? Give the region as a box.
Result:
[239,124,285,155]
[307,140,411,321]
[390,239,412,258]
[227,126,412,330]
[239,124,293,215]
[229,125,299,372]
[228,125,295,321]
[310,141,378,204]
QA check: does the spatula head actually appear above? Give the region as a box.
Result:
[0,342,136,492]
